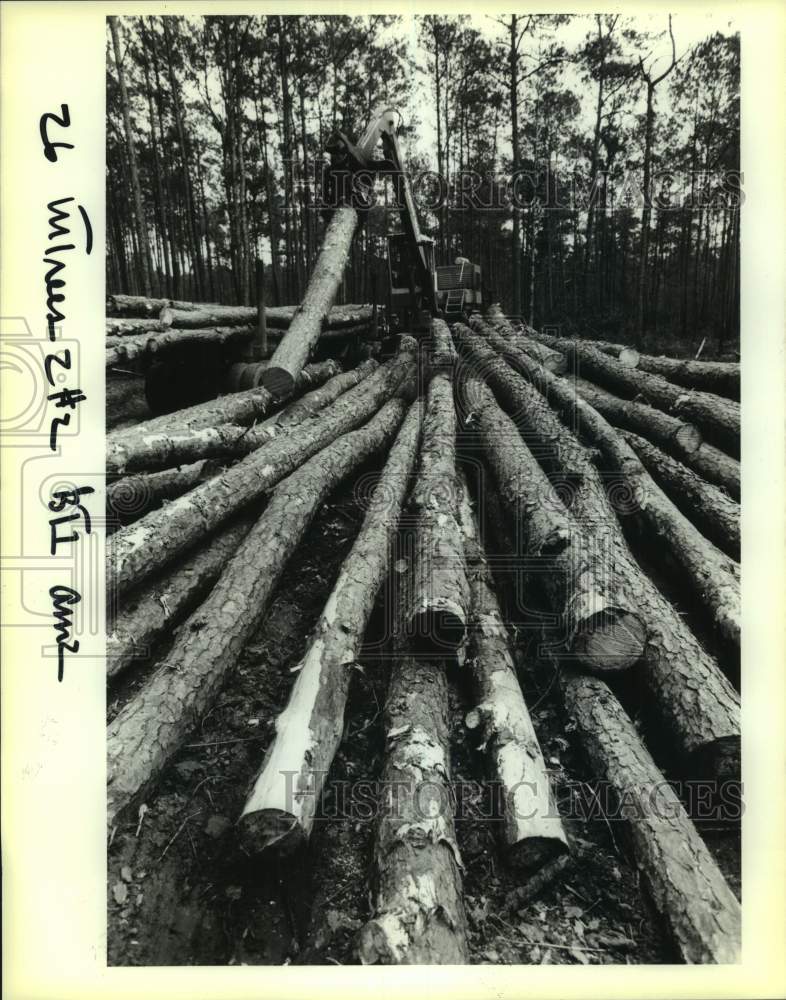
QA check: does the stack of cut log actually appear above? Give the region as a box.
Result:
[106,265,741,960]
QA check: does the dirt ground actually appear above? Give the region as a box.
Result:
[107,461,740,967]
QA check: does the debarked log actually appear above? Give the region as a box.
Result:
[106,396,412,828]
[236,400,424,857]
[456,476,570,869]
[406,321,470,654]
[356,651,469,965]
[107,340,418,597]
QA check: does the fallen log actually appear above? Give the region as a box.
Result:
[107,293,219,316]
[561,340,740,456]
[492,355,741,649]
[485,305,567,374]
[453,323,740,783]
[236,400,424,857]
[455,478,570,869]
[107,460,216,526]
[261,206,359,398]
[619,349,740,400]
[107,315,173,337]
[105,325,256,367]
[107,396,411,828]
[622,431,740,560]
[570,376,740,500]
[108,359,340,448]
[167,302,372,331]
[106,360,377,475]
[459,372,646,673]
[562,671,741,963]
[406,320,470,654]
[356,652,469,964]
[107,512,256,680]
[107,340,417,596]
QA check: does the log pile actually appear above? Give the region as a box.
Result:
[106,275,741,964]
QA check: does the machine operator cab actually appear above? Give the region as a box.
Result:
[387,235,483,331]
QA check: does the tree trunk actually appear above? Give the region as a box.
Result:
[107,360,377,474]
[106,325,256,368]
[237,400,424,856]
[454,322,739,784]
[406,321,470,654]
[619,351,739,400]
[563,340,740,457]
[356,653,469,965]
[107,512,256,680]
[485,305,566,373]
[562,671,740,963]
[525,366,741,649]
[458,367,646,673]
[107,294,218,316]
[109,359,340,448]
[622,431,739,560]
[569,376,740,500]
[261,207,359,398]
[107,459,216,528]
[107,341,417,595]
[109,17,153,297]
[107,396,412,828]
[107,316,174,336]
[166,302,372,330]
[455,476,570,869]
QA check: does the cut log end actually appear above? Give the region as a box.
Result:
[573,607,647,673]
[619,347,640,368]
[235,808,305,858]
[260,366,296,401]
[675,422,703,454]
[410,606,467,655]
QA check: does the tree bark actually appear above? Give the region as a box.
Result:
[107,341,417,596]
[485,305,567,373]
[166,302,372,330]
[107,294,219,316]
[569,376,740,500]
[523,366,741,649]
[356,653,469,965]
[561,340,740,457]
[107,316,174,337]
[107,396,412,828]
[107,459,216,528]
[619,350,740,401]
[562,671,741,963]
[107,512,255,680]
[236,400,424,856]
[106,325,255,369]
[406,322,470,654]
[453,322,739,783]
[109,360,340,448]
[458,371,646,673]
[107,361,377,474]
[261,206,359,398]
[455,477,570,869]
[622,431,740,560]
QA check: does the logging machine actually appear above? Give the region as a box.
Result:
[324,107,482,333]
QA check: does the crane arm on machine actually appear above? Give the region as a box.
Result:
[324,107,439,317]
